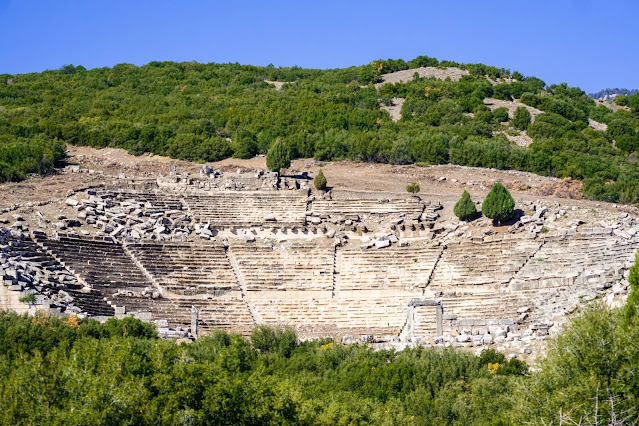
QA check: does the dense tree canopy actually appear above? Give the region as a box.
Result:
[0,311,529,425]
[1,57,639,203]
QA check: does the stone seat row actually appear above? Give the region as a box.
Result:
[99,191,185,211]
[232,245,334,292]
[336,246,442,291]
[36,236,154,294]
[251,297,410,336]
[310,198,424,217]
[5,233,116,317]
[110,295,253,334]
[430,240,543,287]
[126,242,239,294]
[66,288,116,317]
[440,293,526,320]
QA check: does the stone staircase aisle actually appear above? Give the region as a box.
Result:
[225,246,261,324]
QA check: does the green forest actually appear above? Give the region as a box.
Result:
[1,57,639,202]
[2,254,639,425]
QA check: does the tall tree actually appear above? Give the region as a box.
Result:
[314,168,327,191]
[266,139,290,173]
[482,182,515,224]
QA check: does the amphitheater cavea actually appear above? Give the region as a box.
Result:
[1,147,637,359]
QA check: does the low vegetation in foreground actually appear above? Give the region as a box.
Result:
[1,57,639,203]
[1,255,639,425]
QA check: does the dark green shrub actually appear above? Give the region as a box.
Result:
[614,95,628,106]
[19,293,36,304]
[406,182,420,194]
[453,190,477,221]
[492,107,509,123]
[250,325,297,357]
[314,168,327,190]
[512,106,531,130]
[482,182,515,224]
[624,251,639,324]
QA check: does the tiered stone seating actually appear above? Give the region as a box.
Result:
[126,242,239,295]
[5,234,114,317]
[65,288,116,317]
[99,190,184,213]
[336,244,442,294]
[440,293,526,321]
[36,235,153,295]
[431,236,542,288]
[412,306,439,337]
[311,198,424,218]
[110,295,254,334]
[231,243,333,295]
[252,297,411,338]
[183,191,308,226]
[510,235,639,290]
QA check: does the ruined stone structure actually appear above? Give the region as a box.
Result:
[2,166,638,356]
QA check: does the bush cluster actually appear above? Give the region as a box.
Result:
[1,58,638,203]
[0,311,527,424]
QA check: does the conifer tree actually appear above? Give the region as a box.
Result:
[266,139,290,173]
[453,190,477,221]
[314,168,327,191]
[482,182,515,224]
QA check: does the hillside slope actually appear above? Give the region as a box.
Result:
[1,56,639,202]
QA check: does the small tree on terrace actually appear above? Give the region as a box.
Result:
[314,168,327,191]
[453,190,477,221]
[482,182,515,225]
[406,182,420,194]
[512,106,532,130]
[266,139,290,174]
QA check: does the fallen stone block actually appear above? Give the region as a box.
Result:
[375,239,390,249]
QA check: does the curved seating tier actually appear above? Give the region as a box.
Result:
[510,235,639,291]
[431,237,542,288]
[183,191,308,226]
[336,245,442,292]
[110,295,254,334]
[251,297,411,338]
[440,293,527,320]
[126,242,239,295]
[231,243,334,292]
[310,198,423,218]
[36,236,153,295]
[99,190,185,213]
[3,234,114,317]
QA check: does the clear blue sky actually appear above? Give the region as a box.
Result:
[0,0,637,93]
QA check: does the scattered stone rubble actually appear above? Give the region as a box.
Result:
[63,191,193,242]
[0,228,111,318]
